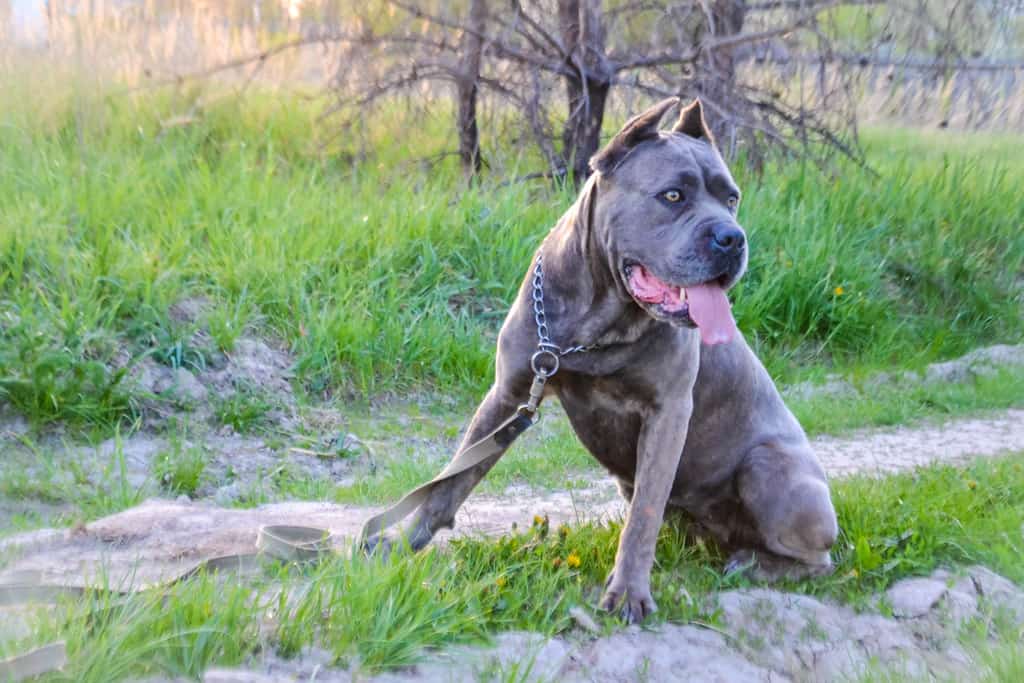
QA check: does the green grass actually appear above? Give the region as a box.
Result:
[0,85,1021,428]
[212,384,274,433]
[153,441,208,497]
[4,453,1023,681]
[789,365,1024,436]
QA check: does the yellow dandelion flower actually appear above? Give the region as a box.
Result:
[833,286,845,296]
[533,515,545,526]
[495,576,507,588]
[967,480,977,490]
[566,552,581,569]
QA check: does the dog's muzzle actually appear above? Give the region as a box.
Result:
[705,221,747,288]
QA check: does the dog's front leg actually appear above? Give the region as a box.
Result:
[365,381,526,555]
[600,392,694,623]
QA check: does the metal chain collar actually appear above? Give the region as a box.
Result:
[519,253,597,416]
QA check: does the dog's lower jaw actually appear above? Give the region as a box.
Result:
[660,307,698,328]
[631,300,698,327]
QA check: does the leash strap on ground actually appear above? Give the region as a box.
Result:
[0,643,67,682]
[358,410,537,545]
[0,524,334,682]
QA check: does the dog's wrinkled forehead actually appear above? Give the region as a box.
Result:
[612,133,736,195]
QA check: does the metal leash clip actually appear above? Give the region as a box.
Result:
[518,253,599,418]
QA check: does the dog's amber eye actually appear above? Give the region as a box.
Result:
[661,190,683,203]
[727,196,739,210]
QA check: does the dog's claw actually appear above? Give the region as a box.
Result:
[599,589,657,624]
[724,549,757,577]
[599,572,657,624]
[361,532,400,560]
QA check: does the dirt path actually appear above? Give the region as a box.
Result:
[3,407,1024,574]
[3,406,1023,605]
[813,408,1024,476]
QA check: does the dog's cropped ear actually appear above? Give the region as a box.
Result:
[590,97,680,176]
[673,98,715,145]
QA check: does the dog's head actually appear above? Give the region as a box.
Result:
[588,98,746,345]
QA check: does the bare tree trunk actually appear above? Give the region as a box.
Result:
[456,0,487,177]
[691,1,748,147]
[559,0,611,182]
[0,0,9,40]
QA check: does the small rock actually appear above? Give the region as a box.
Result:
[783,377,856,402]
[213,483,242,507]
[572,623,776,681]
[943,585,979,626]
[812,641,869,681]
[924,344,1024,385]
[968,565,1024,621]
[924,360,972,384]
[171,367,208,403]
[569,605,601,634]
[175,494,191,504]
[147,365,207,404]
[168,297,210,324]
[0,409,29,436]
[886,577,948,618]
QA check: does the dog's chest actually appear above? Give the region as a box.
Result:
[553,376,648,480]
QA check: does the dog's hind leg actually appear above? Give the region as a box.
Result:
[364,382,526,555]
[725,442,838,581]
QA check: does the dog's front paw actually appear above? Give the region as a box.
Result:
[360,532,405,560]
[599,573,657,624]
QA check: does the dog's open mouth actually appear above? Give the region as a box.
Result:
[624,263,737,345]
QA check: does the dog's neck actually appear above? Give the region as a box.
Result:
[535,178,658,352]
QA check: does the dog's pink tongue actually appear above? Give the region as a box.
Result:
[687,284,737,346]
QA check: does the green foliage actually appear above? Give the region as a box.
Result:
[825,456,1024,598]
[1,89,1021,427]
[212,385,274,433]
[28,578,261,682]
[789,366,1024,436]
[154,442,209,496]
[0,300,135,425]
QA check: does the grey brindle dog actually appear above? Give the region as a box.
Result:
[368,98,838,623]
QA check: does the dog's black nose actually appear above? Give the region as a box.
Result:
[710,224,746,255]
